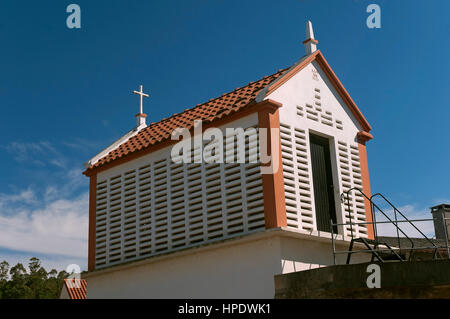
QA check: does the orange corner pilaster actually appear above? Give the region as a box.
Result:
[88,174,97,271]
[258,100,287,229]
[357,131,374,240]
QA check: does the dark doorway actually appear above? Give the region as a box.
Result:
[309,134,337,232]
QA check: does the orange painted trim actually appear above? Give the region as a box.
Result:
[84,99,283,177]
[265,50,320,96]
[357,130,373,143]
[265,50,372,132]
[135,113,147,118]
[302,38,318,45]
[258,103,287,229]
[315,52,371,132]
[88,174,97,271]
[357,141,374,240]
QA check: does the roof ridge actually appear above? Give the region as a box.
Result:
[85,64,291,172]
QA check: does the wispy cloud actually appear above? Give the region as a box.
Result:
[62,137,104,153]
[375,203,436,238]
[0,140,89,271]
[0,189,38,207]
[5,141,67,168]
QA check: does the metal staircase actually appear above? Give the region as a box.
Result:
[331,188,450,265]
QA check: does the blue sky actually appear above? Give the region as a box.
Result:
[0,0,449,271]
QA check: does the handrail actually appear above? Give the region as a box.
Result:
[371,192,442,258]
[331,217,450,263]
[342,188,416,252]
[334,188,449,264]
[333,218,438,226]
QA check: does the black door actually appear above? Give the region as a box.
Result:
[309,134,337,232]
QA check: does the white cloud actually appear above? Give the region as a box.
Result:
[0,140,90,271]
[0,191,88,259]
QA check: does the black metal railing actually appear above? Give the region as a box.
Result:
[330,188,450,265]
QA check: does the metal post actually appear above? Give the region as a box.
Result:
[331,219,336,265]
[442,214,450,260]
[371,200,378,240]
[394,208,401,253]
[347,190,354,240]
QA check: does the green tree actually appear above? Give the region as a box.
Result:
[0,257,69,299]
[0,261,9,298]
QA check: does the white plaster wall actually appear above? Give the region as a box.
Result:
[86,234,282,299]
[59,285,70,299]
[279,235,371,274]
[85,230,372,299]
[267,61,363,136]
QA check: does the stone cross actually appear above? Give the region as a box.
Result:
[133,85,150,115]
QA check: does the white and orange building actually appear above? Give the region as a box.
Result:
[82,22,375,298]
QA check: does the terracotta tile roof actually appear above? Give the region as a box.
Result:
[86,67,289,172]
[64,279,87,299]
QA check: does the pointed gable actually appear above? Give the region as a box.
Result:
[263,50,371,133]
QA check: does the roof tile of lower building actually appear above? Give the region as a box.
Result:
[64,278,87,299]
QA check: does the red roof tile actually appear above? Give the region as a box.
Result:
[64,279,87,299]
[86,67,289,173]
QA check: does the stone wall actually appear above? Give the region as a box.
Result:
[275,259,450,298]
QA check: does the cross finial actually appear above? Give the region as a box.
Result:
[133,84,150,114]
[302,20,318,55]
[133,85,149,129]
